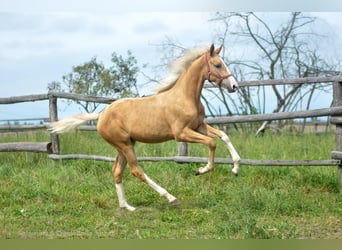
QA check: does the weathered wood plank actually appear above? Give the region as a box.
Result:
[204,75,342,88]
[48,154,338,166]
[49,95,60,154]
[0,94,49,104]
[0,142,50,153]
[48,154,115,161]
[0,92,115,105]
[331,151,342,160]
[48,91,116,104]
[0,125,47,132]
[177,142,188,156]
[332,81,342,189]
[329,117,342,124]
[206,106,342,124]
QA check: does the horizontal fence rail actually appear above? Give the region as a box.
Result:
[0,94,49,104]
[0,142,52,153]
[48,154,339,166]
[207,106,342,124]
[0,92,116,104]
[0,124,48,132]
[204,75,342,89]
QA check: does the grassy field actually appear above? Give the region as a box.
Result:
[0,129,341,239]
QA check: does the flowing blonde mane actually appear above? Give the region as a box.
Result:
[155,46,208,93]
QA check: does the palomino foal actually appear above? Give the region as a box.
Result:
[49,44,240,211]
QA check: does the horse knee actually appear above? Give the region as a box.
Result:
[208,139,216,151]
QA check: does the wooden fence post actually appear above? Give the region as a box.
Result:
[48,93,60,154]
[178,142,188,157]
[332,81,342,189]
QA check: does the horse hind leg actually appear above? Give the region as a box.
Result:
[122,145,179,207]
[143,174,179,205]
[113,152,136,211]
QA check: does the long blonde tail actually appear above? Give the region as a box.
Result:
[48,113,100,134]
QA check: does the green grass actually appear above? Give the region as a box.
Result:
[0,129,341,239]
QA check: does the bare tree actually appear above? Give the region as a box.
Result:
[210,12,340,135]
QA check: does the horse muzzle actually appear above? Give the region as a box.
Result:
[228,83,238,93]
[223,76,239,93]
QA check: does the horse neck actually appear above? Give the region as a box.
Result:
[172,55,206,103]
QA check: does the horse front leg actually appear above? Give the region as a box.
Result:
[220,130,240,176]
[200,124,241,176]
[195,141,216,175]
[175,127,217,175]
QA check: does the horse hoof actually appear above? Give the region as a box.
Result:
[232,172,238,177]
[170,199,180,206]
[195,167,205,175]
[123,205,136,212]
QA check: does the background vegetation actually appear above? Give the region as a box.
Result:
[47,51,139,113]
[0,129,341,239]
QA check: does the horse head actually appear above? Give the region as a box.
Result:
[205,44,238,93]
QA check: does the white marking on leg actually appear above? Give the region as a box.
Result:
[220,131,240,175]
[115,183,136,211]
[144,174,178,204]
[197,162,213,175]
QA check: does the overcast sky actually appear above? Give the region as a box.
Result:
[1,1,342,120]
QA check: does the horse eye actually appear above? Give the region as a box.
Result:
[214,63,222,69]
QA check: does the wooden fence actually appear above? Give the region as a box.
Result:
[1,76,342,186]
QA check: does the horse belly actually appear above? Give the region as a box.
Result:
[129,117,174,143]
[99,97,175,143]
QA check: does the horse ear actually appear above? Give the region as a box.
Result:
[215,45,223,54]
[209,44,215,57]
